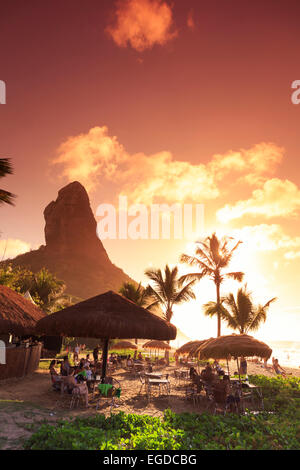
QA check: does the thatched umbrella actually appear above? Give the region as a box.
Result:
[176,340,208,357]
[143,340,171,360]
[0,285,46,336]
[36,290,176,381]
[111,340,138,350]
[195,334,272,379]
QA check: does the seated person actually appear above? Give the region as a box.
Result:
[79,357,86,368]
[67,374,89,407]
[111,354,118,366]
[60,356,71,376]
[213,360,225,375]
[49,360,62,390]
[200,363,215,383]
[75,363,87,380]
[85,353,91,365]
[189,367,198,381]
[84,364,93,380]
[272,358,286,377]
[213,375,240,412]
[126,355,134,367]
[138,352,143,361]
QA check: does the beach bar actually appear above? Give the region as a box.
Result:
[0,286,46,380]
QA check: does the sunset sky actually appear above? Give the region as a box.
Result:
[1,0,300,342]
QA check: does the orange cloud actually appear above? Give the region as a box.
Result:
[106,0,177,52]
[52,126,286,207]
[0,239,31,260]
[187,9,196,31]
[217,178,300,222]
[209,142,284,183]
[53,126,219,203]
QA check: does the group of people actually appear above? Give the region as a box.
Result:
[49,349,110,407]
[49,357,90,407]
[251,356,287,376]
[189,361,242,412]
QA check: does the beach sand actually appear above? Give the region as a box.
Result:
[0,358,299,412]
[0,359,299,449]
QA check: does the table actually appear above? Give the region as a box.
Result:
[144,372,163,379]
[147,378,170,398]
[174,369,189,385]
[230,381,264,410]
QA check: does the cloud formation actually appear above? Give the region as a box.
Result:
[53,126,286,207]
[187,9,196,31]
[231,224,300,252]
[106,0,177,52]
[217,178,300,222]
[209,142,284,184]
[0,239,31,260]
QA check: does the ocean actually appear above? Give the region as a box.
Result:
[267,341,300,369]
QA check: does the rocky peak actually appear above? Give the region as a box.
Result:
[44,181,106,259]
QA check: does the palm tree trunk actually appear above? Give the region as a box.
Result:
[216,283,221,337]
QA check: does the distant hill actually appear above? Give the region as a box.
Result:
[170,328,191,349]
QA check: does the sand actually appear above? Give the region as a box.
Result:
[0,359,299,449]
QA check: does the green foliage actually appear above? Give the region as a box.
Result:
[119,282,147,307]
[24,376,300,450]
[249,375,300,414]
[204,286,276,334]
[0,264,72,312]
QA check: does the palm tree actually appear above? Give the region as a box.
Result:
[144,264,196,323]
[203,285,277,334]
[180,232,244,337]
[119,281,149,346]
[144,264,196,364]
[0,158,15,205]
[30,268,65,310]
[119,282,148,307]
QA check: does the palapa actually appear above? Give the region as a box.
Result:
[0,285,46,336]
[176,339,209,356]
[112,340,138,350]
[36,290,176,380]
[143,340,171,350]
[195,334,272,360]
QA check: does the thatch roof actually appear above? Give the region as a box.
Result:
[195,334,272,360]
[36,290,177,340]
[143,340,171,350]
[0,285,46,336]
[176,340,208,356]
[111,340,138,350]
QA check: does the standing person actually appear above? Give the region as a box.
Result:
[73,344,80,363]
[93,345,99,363]
[239,356,247,375]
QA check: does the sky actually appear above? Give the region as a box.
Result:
[0,0,300,342]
